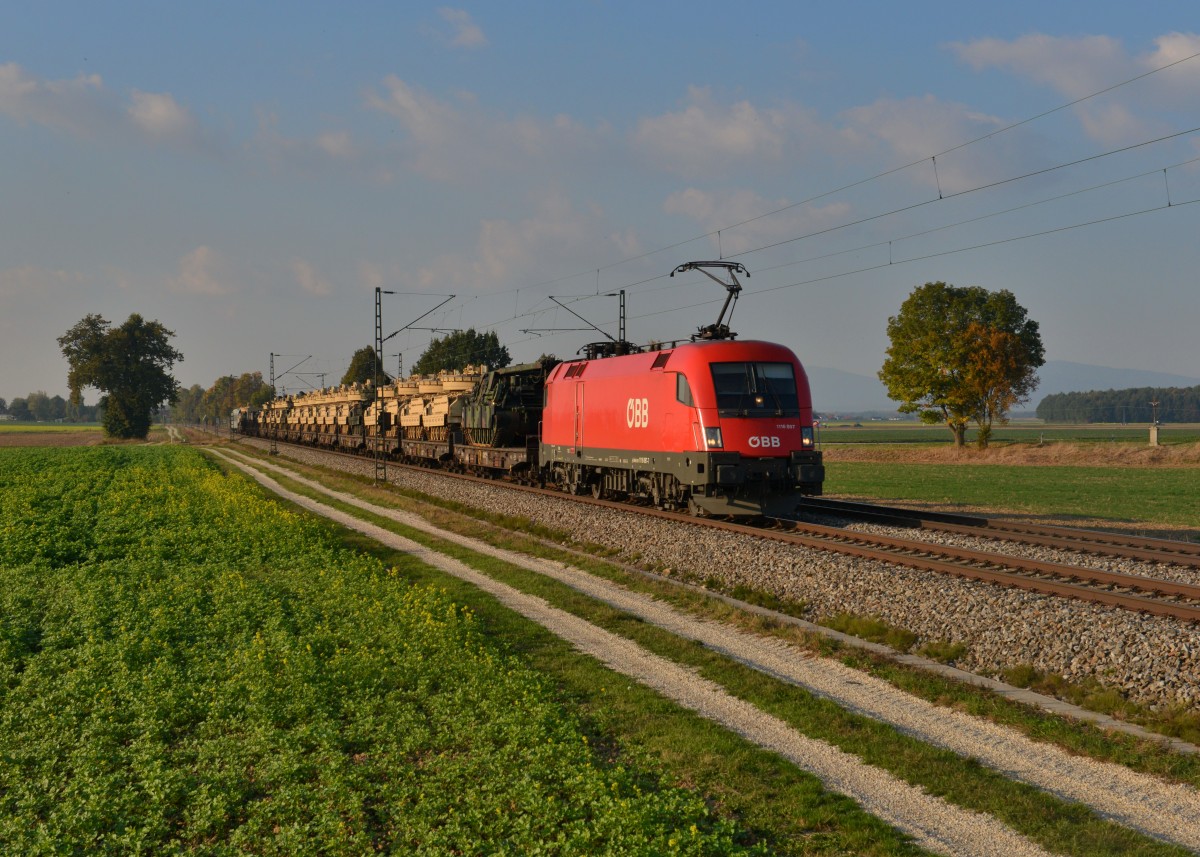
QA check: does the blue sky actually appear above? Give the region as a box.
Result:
[2,2,1198,404]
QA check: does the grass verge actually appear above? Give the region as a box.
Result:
[220,447,1199,856]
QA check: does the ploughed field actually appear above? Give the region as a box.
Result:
[0,446,752,854]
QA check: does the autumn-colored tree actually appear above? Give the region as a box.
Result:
[172,373,275,424]
[879,283,1044,448]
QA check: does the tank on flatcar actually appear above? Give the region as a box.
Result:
[539,339,823,516]
[258,395,293,442]
[457,359,558,474]
[462,359,557,447]
[296,383,368,450]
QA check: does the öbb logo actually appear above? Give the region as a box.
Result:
[748,436,781,448]
[626,398,649,428]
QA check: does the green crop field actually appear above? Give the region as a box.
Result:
[0,422,103,433]
[817,421,1200,446]
[0,446,755,855]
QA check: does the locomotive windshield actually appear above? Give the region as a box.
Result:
[710,362,800,416]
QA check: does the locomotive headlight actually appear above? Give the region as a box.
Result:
[704,426,724,449]
[801,426,815,448]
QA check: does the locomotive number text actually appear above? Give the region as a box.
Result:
[748,435,782,448]
[626,397,650,429]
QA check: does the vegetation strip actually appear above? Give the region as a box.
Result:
[224,452,1198,855]
[219,448,1200,852]
[212,449,1061,857]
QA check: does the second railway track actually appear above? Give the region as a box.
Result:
[797,496,1200,568]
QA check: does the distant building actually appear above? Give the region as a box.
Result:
[0,414,15,421]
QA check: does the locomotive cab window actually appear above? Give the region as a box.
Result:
[710,362,800,416]
[675,373,695,407]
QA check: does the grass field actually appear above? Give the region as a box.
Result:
[7,435,1199,854]
[825,461,1200,530]
[0,446,760,855]
[818,421,1200,446]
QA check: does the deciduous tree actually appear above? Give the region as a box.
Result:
[879,282,1044,448]
[341,346,389,386]
[8,397,31,422]
[26,391,51,422]
[58,313,184,439]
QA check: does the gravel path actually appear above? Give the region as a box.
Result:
[220,435,1200,709]
[215,447,1200,853]
[212,448,1060,857]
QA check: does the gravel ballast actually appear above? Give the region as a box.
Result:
[244,439,1200,711]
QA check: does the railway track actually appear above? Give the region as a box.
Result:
[214,430,1200,624]
[796,497,1200,568]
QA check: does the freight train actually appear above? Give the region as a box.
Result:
[232,262,824,516]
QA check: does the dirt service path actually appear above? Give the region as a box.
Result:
[211,448,1067,857]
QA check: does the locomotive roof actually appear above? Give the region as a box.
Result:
[551,339,804,378]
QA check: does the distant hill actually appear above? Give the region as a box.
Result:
[805,366,895,415]
[805,361,1200,417]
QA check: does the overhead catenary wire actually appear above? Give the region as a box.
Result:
[436,138,1200,354]
[366,50,1200,369]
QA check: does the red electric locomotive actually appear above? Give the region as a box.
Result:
[540,262,824,516]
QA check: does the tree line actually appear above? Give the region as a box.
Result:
[0,392,100,423]
[172,373,275,425]
[1036,386,1200,424]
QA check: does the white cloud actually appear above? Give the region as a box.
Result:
[840,95,1027,193]
[1146,32,1200,67]
[438,8,487,48]
[632,87,790,176]
[411,193,618,292]
[950,34,1126,98]
[0,62,109,136]
[948,32,1200,145]
[291,259,331,297]
[171,246,229,296]
[127,90,196,140]
[315,130,354,157]
[365,76,595,182]
[0,265,79,299]
[250,111,366,175]
[0,61,207,148]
